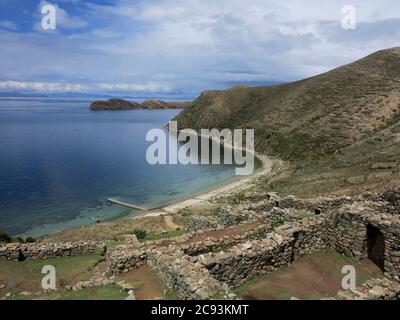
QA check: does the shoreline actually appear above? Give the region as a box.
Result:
[136,124,274,217]
[29,153,271,240]
[24,129,273,239]
[137,152,272,218]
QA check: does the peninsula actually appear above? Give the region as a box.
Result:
[90,99,192,111]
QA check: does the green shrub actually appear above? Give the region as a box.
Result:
[230,191,246,204]
[133,229,147,240]
[385,191,400,206]
[0,229,11,243]
[16,237,25,243]
[25,236,36,243]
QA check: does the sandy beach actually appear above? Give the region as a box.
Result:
[140,153,272,218]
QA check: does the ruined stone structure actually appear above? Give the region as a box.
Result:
[326,202,400,281]
[103,188,400,300]
[2,188,399,300]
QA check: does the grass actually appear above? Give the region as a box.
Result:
[13,284,127,300]
[0,254,105,296]
[42,215,168,242]
[105,239,127,250]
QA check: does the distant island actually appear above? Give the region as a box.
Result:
[90,99,192,111]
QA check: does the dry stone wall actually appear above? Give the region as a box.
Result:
[275,216,328,260]
[0,241,105,261]
[147,247,234,300]
[326,209,368,259]
[200,232,294,288]
[325,202,400,281]
[186,217,217,232]
[106,245,147,275]
[217,207,254,227]
[200,216,328,288]
[181,224,273,256]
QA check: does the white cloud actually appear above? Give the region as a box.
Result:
[97,82,173,93]
[0,80,174,94]
[1,0,400,96]
[0,80,89,92]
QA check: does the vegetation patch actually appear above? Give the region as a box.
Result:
[14,284,127,300]
[0,254,105,295]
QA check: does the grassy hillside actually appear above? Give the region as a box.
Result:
[174,47,400,197]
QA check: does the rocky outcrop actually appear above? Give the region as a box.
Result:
[90,99,191,111]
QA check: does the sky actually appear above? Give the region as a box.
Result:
[0,0,399,98]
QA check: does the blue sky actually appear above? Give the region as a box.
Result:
[0,0,399,98]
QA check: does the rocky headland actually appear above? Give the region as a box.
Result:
[90,98,192,111]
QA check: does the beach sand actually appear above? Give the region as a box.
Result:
[138,153,272,218]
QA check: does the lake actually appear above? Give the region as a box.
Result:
[0,98,237,237]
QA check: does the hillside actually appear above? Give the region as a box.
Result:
[174,47,400,197]
[90,99,191,111]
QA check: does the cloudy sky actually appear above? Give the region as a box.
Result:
[0,0,399,98]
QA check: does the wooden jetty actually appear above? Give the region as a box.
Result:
[107,198,148,211]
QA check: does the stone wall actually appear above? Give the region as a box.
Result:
[0,241,105,261]
[181,224,273,256]
[275,216,328,260]
[325,210,368,259]
[217,207,254,227]
[147,247,234,300]
[186,217,217,233]
[200,216,328,288]
[106,245,147,275]
[200,232,294,288]
[325,202,400,281]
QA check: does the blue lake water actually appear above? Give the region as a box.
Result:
[0,98,237,237]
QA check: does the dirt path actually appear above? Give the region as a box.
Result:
[164,215,179,230]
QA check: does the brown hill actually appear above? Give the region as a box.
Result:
[174,47,400,197]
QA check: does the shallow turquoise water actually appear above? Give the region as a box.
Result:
[0,98,237,237]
